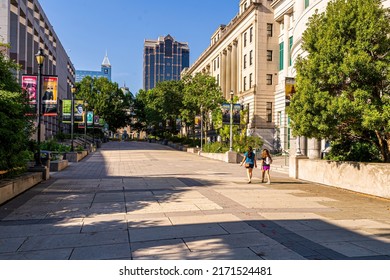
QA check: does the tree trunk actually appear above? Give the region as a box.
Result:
[375,130,390,163]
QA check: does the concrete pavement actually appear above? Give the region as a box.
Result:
[0,141,390,260]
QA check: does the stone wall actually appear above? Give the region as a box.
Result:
[0,172,42,205]
[296,159,390,199]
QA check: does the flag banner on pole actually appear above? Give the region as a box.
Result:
[62,99,71,123]
[42,75,58,116]
[232,104,241,125]
[21,75,37,114]
[222,103,231,124]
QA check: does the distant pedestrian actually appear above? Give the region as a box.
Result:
[240,146,257,183]
[260,149,272,184]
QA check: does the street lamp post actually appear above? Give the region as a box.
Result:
[229,90,234,151]
[200,105,203,152]
[70,85,76,152]
[84,101,88,149]
[35,48,45,167]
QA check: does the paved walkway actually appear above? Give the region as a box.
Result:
[0,141,390,260]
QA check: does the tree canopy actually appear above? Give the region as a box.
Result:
[76,77,133,132]
[288,0,390,162]
[0,44,34,172]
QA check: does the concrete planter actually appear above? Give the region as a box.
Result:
[0,172,42,205]
[65,151,88,162]
[50,160,69,172]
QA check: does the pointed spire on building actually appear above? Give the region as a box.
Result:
[102,51,111,67]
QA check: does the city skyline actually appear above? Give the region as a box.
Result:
[38,0,239,94]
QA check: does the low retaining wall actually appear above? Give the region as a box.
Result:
[189,150,244,163]
[50,160,69,172]
[297,159,390,199]
[0,172,42,205]
[65,151,88,162]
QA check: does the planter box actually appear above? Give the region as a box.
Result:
[0,172,42,205]
[65,151,88,162]
[50,159,69,172]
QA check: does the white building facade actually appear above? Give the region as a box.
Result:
[271,0,390,158]
[185,0,279,150]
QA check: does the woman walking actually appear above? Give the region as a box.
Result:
[261,149,272,184]
[240,146,257,183]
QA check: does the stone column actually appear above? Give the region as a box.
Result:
[307,138,321,159]
[221,50,227,98]
[232,40,238,95]
[226,45,232,96]
[283,14,290,77]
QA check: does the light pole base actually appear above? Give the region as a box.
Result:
[28,165,50,180]
[226,151,239,163]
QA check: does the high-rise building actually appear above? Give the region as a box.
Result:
[143,35,189,91]
[76,53,112,82]
[185,0,279,149]
[0,0,75,139]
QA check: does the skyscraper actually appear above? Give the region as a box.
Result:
[143,35,189,91]
[76,52,112,82]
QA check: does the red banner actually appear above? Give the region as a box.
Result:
[22,75,37,114]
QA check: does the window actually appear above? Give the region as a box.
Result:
[267,50,273,61]
[249,73,253,88]
[289,36,293,66]
[266,74,273,85]
[244,32,247,47]
[305,0,310,9]
[244,54,247,69]
[217,74,220,85]
[217,56,220,68]
[214,59,216,71]
[279,42,284,70]
[244,76,247,91]
[250,50,253,66]
[267,23,273,37]
[266,102,272,123]
[250,27,253,43]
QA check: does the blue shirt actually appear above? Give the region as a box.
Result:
[244,152,255,164]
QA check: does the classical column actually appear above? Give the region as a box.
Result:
[226,45,232,98]
[232,40,238,96]
[283,13,290,77]
[221,50,227,98]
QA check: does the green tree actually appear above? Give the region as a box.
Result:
[288,0,390,162]
[182,73,224,143]
[146,80,184,134]
[76,77,132,132]
[0,44,34,173]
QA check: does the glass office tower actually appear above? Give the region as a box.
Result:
[143,35,189,91]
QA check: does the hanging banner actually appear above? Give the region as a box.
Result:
[42,76,58,116]
[194,115,201,129]
[221,103,231,124]
[21,75,37,114]
[87,111,94,127]
[94,115,100,126]
[285,77,296,105]
[232,104,241,125]
[62,99,71,123]
[74,100,84,123]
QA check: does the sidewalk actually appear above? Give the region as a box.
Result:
[0,141,389,260]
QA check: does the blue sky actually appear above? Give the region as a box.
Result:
[39,0,239,94]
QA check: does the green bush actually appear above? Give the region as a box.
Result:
[203,142,229,153]
[40,139,71,153]
[326,139,381,162]
[0,91,34,172]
